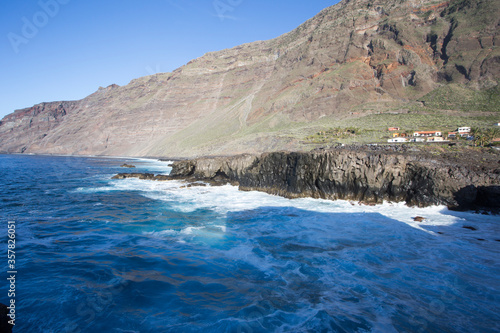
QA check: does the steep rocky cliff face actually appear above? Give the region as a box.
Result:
[166,147,500,210]
[0,101,79,154]
[1,0,499,157]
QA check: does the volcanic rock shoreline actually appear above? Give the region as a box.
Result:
[113,146,500,211]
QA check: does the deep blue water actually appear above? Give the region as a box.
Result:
[1,154,499,332]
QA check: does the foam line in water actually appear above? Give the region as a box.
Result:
[103,173,500,240]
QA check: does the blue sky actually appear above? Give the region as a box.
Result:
[0,0,338,119]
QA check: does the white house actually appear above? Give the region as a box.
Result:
[388,138,409,143]
[413,131,442,137]
[458,127,471,134]
[427,137,445,142]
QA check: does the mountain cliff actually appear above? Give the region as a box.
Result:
[1,0,499,157]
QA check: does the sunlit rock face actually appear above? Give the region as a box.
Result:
[1,0,498,157]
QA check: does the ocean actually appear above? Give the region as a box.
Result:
[1,154,499,332]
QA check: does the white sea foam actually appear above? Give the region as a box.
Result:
[101,174,500,242]
[127,158,173,174]
[91,159,500,270]
[215,225,227,233]
[75,186,116,193]
[143,229,177,237]
[180,226,203,235]
[13,153,500,332]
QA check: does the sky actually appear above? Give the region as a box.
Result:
[0,0,338,119]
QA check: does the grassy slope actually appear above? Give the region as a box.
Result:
[162,83,500,154]
[232,82,500,149]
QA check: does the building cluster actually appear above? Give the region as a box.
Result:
[387,127,472,143]
[447,127,473,139]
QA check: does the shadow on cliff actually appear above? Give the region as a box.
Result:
[221,207,499,333]
[223,205,500,267]
[224,206,440,246]
[452,185,500,212]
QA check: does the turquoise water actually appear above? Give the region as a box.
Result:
[1,154,499,332]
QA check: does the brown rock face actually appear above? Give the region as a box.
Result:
[1,0,498,157]
[0,101,79,154]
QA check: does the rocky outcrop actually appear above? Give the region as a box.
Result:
[164,147,500,210]
[1,0,499,157]
[0,101,79,154]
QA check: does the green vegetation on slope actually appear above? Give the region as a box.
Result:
[419,83,500,112]
[294,97,499,146]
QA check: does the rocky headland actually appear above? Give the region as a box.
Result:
[113,146,500,211]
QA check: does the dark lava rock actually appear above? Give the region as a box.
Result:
[121,164,136,168]
[154,175,170,181]
[169,149,499,210]
[463,226,478,231]
[114,148,499,211]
